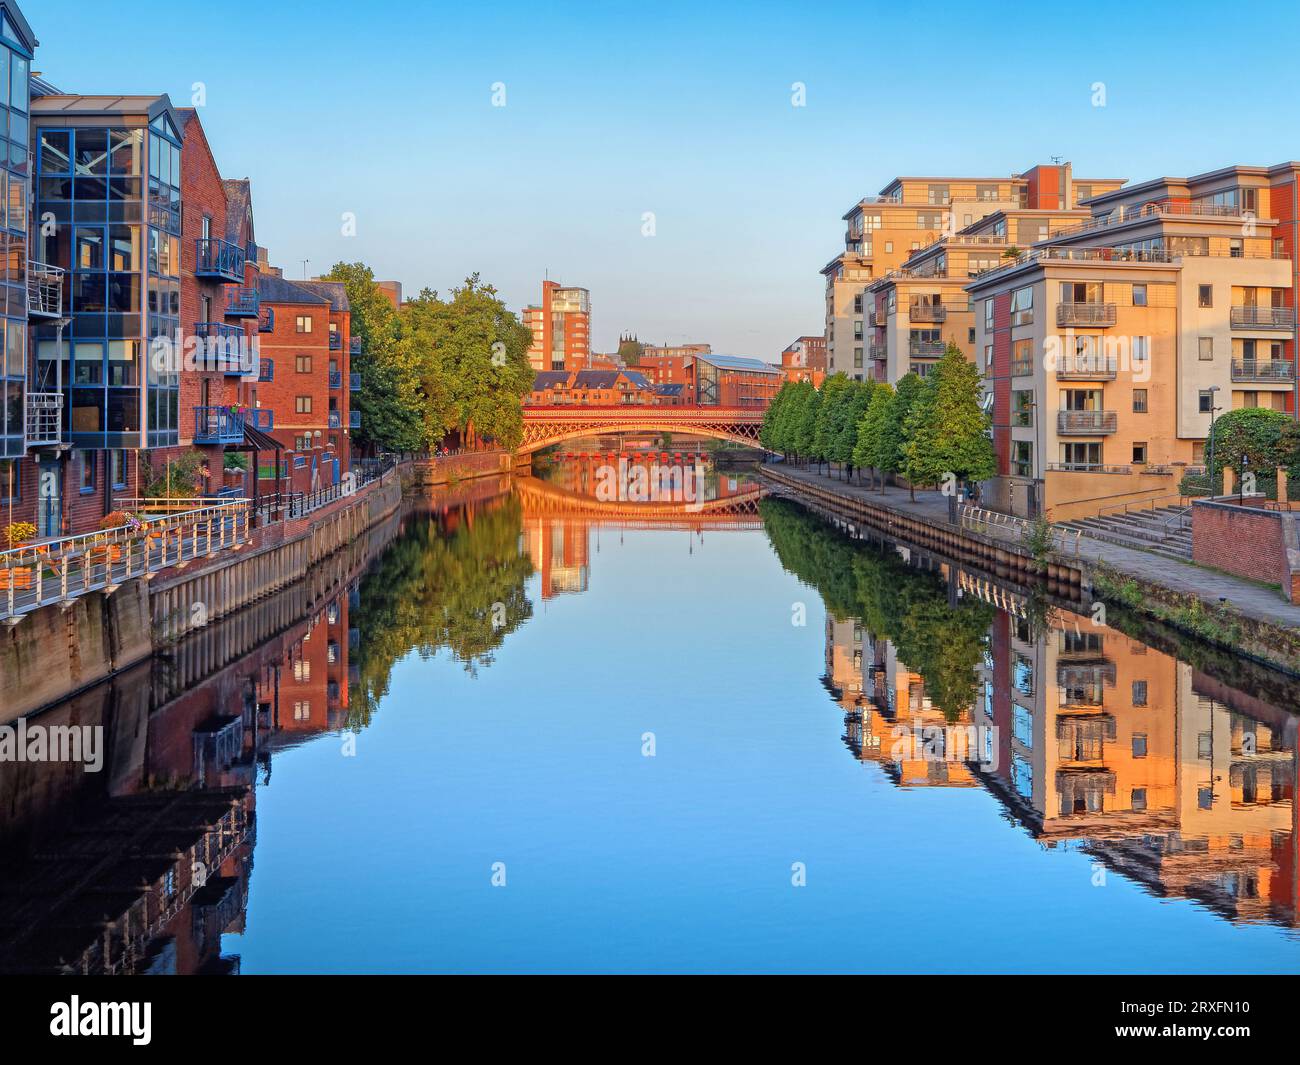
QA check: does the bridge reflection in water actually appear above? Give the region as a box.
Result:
[1,477,1297,974]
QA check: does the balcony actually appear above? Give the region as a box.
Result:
[1057,302,1117,327]
[1056,356,1118,380]
[909,303,947,323]
[329,333,342,352]
[909,338,945,357]
[350,372,361,391]
[328,411,342,429]
[868,343,887,361]
[1046,462,1132,474]
[1058,662,1118,689]
[329,370,342,390]
[246,408,274,431]
[195,238,246,283]
[873,310,886,327]
[350,338,362,356]
[1231,359,1295,383]
[259,306,275,333]
[1010,358,1035,376]
[194,322,249,374]
[349,411,361,429]
[28,261,64,318]
[1057,410,1117,435]
[259,358,274,383]
[193,406,245,445]
[225,286,260,318]
[25,392,63,447]
[1230,306,1295,330]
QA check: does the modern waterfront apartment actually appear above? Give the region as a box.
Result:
[821,163,1125,380]
[969,163,1300,520]
[523,280,591,372]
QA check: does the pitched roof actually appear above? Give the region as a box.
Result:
[255,272,331,306]
[531,371,570,389]
[294,279,350,313]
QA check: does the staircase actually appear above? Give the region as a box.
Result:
[1059,505,1193,563]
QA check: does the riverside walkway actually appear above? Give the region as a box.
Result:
[762,463,1300,633]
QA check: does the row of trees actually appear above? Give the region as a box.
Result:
[761,345,996,496]
[323,264,535,453]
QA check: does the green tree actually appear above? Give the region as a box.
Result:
[792,382,822,464]
[832,379,874,480]
[902,345,994,498]
[761,383,791,454]
[812,374,851,472]
[877,372,924,495]
[321,262,422,453]
[853,382,893,490]
[1207,407,1290,497]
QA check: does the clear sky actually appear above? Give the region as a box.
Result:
[30,0,1300,360]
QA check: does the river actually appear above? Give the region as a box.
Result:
[1,468,1297,974]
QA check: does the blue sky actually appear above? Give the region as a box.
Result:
[31,0,1300,359]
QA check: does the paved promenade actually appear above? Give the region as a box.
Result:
[763,463,1300,633]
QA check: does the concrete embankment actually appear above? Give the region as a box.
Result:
[1,453,510,720]
[759,463,1300,676]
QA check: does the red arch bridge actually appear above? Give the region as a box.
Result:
[519,405,766,455]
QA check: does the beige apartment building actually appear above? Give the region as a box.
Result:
[867,207,1092,384]
[971,163,1299,520]
[822,164,1125,380]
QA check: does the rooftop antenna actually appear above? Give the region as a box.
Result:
[1050,155,1063,165]
[301,258,310,279]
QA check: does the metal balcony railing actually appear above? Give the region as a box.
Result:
[328,411,342,429]
[194,322,251,374]
[909,338,945,357]
[25,392,63,447]
[259,306,275,333]
[329,333,342,351]
[868,343,887,361]
[1045,462,1131,473]
[226,286,260,318]
[1057,410,1118,435]
[909,303,947,323]
[246,408,274,431]
[329,370,342,389]
[1056,356,1119,380]
[28,261,64,318]
[349,411,361,429]
[1010,358,1035,376]
[350,338,362,356]
[350,372,361,391]
[1057,302,1117,327]
[1231,359,1295,382]
[1230,306,1295,330]
[259,358,274,382]
[193,406,246,445]
[195,238,246,282]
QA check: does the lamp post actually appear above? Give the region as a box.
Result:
[1240,453,1250,506]
[1205,385,1222,496]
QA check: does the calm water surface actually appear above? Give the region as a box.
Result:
[3,472,1298,974]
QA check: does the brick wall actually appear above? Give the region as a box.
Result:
[1191,499,1288,585]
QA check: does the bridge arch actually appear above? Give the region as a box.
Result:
[518,406,767,456]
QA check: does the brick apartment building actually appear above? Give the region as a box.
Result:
[523,280,590,371]
[0,0,360,542]
[780,335,827,385]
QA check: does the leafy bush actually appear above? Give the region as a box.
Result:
[4,521,36,547]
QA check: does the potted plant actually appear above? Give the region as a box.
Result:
[1,521,38,591]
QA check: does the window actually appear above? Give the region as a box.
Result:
[984,299,994,330]
[853,347,863,368]
[1132,389,1148,413]
[1198,732,1213,759]
[1132,336,1149,366]
[1061,442,1102,469]
[1132,680,1148,707]
[1012,390,1034,428]
[916,211,943,230]
[110,449,127,488]
[853,294,863,314]
[1198,284,1213,308]
[296,396,312,414]
[1131,283,1147,307]
[1230,238,1242,258]
[79,451,96,492]
[201,215,211,240]
[1132,734,1148,758]
[0,458,18,501]
[1198,390,1215,414]
[296,355,312,374]
[1075,184,1092,205]
[1011,285,1034,326]
[976,184,999,202]
[1132,442,1147,464]
[884,241,893,254]
[1198,786,1213,810]
[927,184,949,205]
[1198,337,1214,361]
[295,315,312,333]
[1013,441,1033,478]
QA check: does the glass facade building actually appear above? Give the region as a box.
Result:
[33,100,182,449]
[0,5,31,459]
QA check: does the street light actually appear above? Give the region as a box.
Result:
[1205,385,1222,497]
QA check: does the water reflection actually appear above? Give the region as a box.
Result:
[0,474,1297,974]
[770,498,1300,929]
